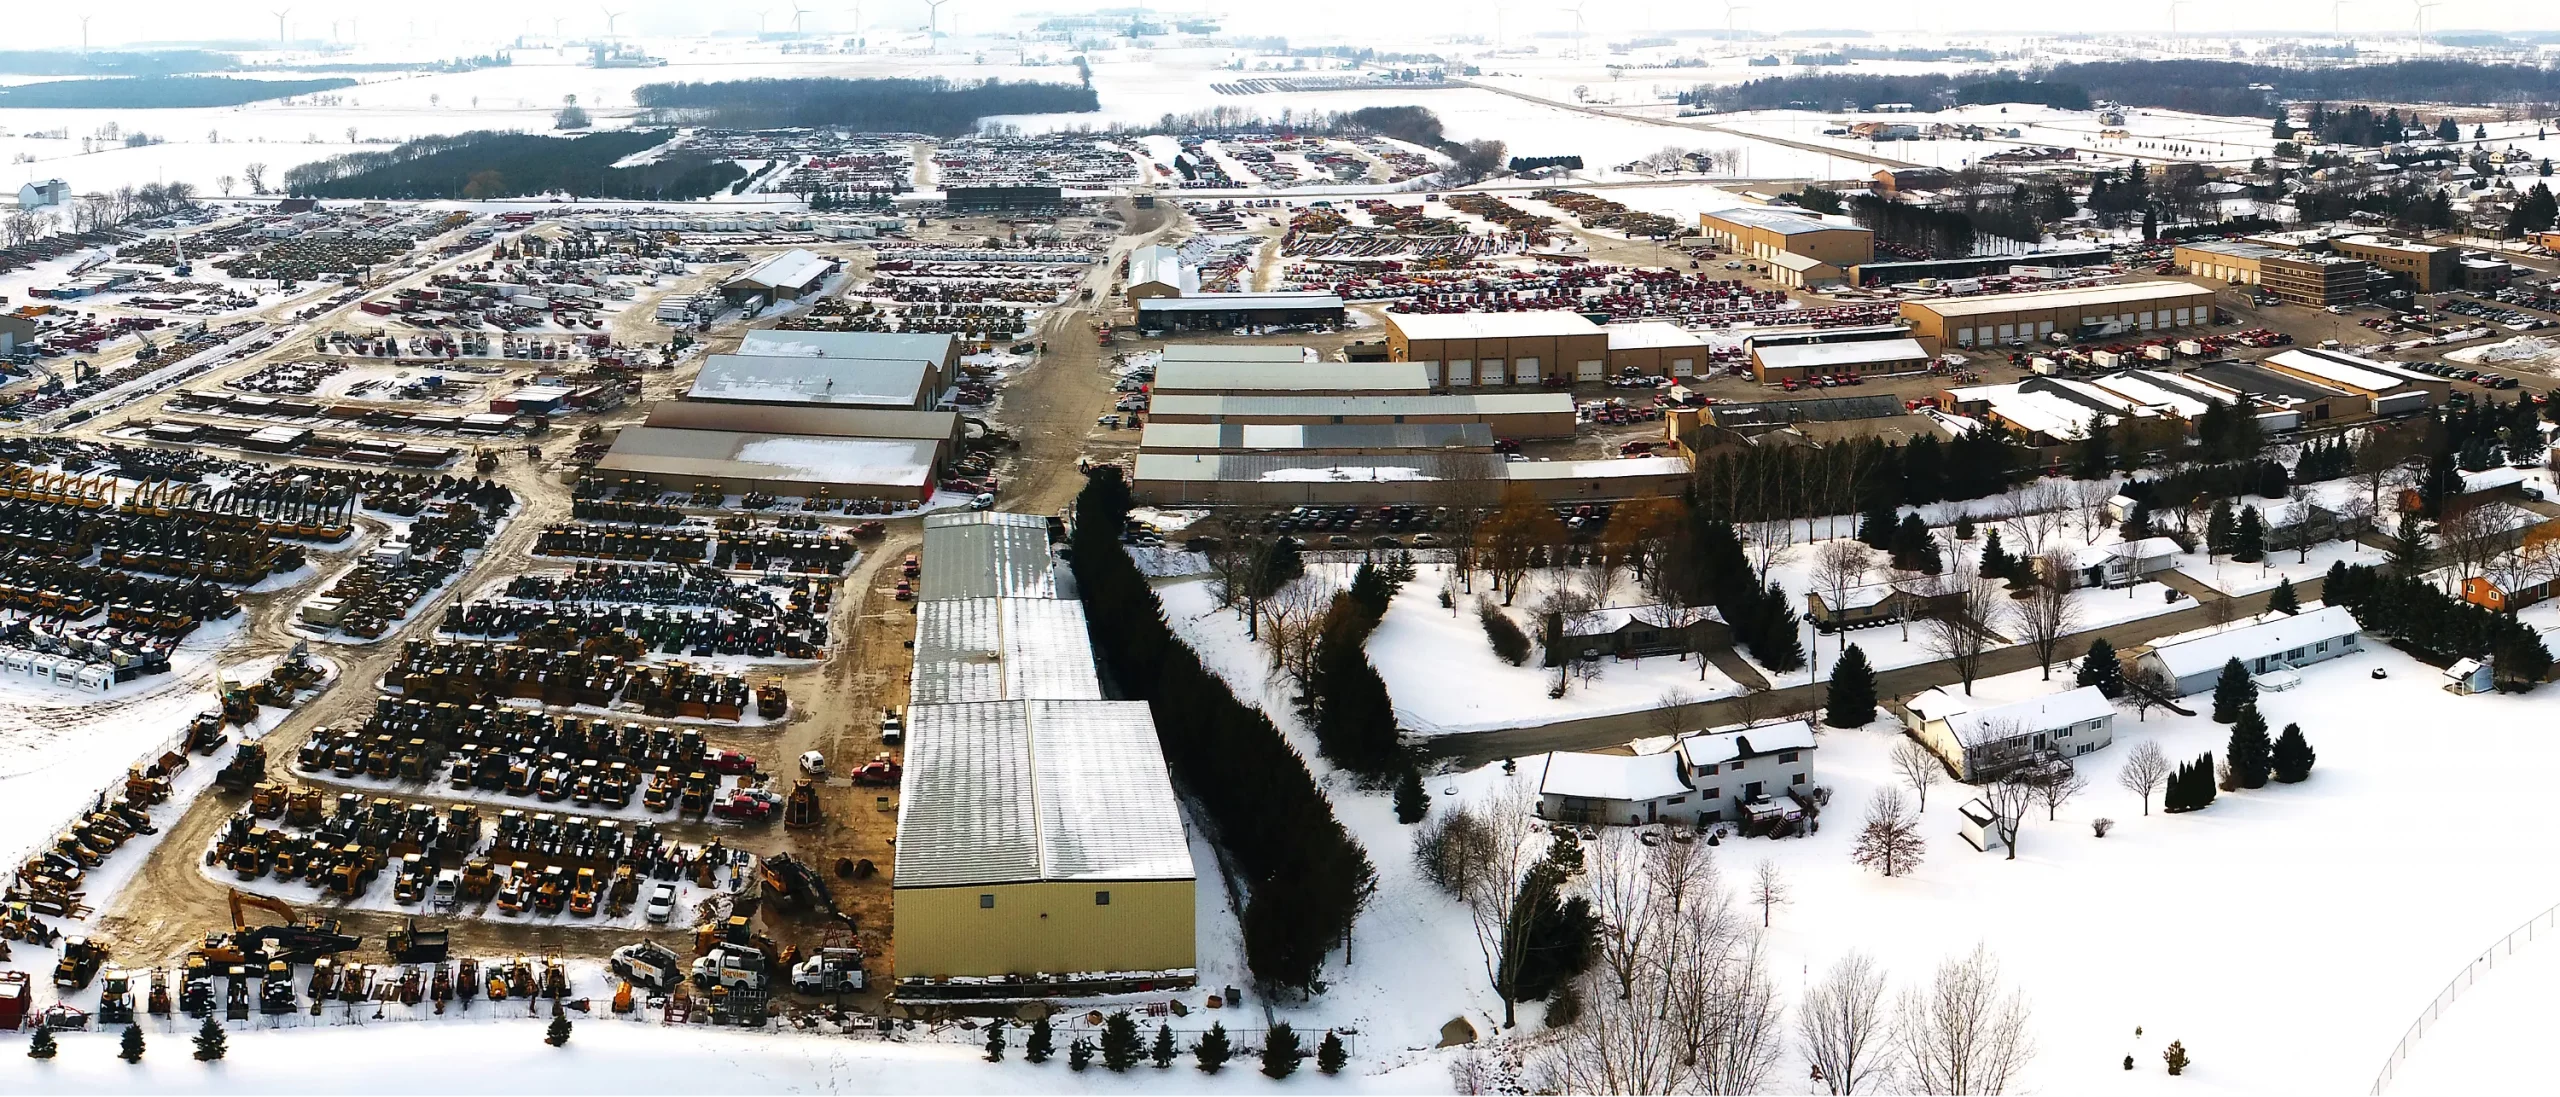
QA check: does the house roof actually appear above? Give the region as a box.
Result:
[1677,720,1817,767]
[1539,750,1690,803]
[2142,605,2361,679]
[893,699,1193,889]
[2069,536,2181,568]
[1906,685,2115,742]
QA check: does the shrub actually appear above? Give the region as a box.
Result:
[1480,601,1532,665]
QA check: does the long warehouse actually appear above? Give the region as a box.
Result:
[1900,281,2219,352]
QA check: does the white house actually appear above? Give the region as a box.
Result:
[2134,605,2362,696]
[2042,536,2181,589]
[17,180,68,209]
[1537,720,1819,828]
[1904,685,2116,781]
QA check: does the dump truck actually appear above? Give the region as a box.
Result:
[386,918,450,964]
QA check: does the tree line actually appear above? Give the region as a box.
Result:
[632,77,1098,135]
[284,130,744,201]
[1684,58,2560,120]
[1071,469,1376,995]
[0,75,354,109]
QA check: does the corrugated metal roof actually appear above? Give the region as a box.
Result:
[644,402,960,441]
[1701,206,1864,235]
[1137,292,1346,312]
[1138,420,1494,452]
[593,427,938,489]
[1134,451,1502,484]
[912,597,1102,704]
[894,700,1193,888]
[1502,456,1690,481]
[738,329,955,365]
[687,353,931,408]
[1149,360,1431,395]
[1157,344,1311,363]
[921,513,1060,600]
[1752,338,1930,371]
[725,248,833,292]
[1145,392,1573,417]
[1907,280,2214,320]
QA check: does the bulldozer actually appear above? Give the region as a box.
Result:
[782,781,821,830]
[53,936,108,989]
[213,743,268,794]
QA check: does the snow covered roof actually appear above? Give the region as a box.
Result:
[1145,393,1574,418]
[1677,720,1817,768]
[1767,252,1839,273]
[2143,605,2361,679]
[1501,456,1691,481]
[724,248,833,293]
[921,512,1060,601]
[1906,280,2213,320]
[687,353,931,408]
[912,597,1103,704]
[1156,344,1310,364]
[1906,685,2114,740]
[1605,321,1709,350]
[2070,536,2181,568]
[1752,338,1930,371]
[2460,466,2531,494]
[1133,451,1496,484]
[1385,310,1605,341]
[594,427,937,490]
[1701,206,1860,236]
[1539,751,1690,803]
[1127,243,1195,293]
[894,699,1193,889]
[2263,349,2412,394]
[737,329,955,366]
[1138,421,1494,453]
[1148,359,1431,395]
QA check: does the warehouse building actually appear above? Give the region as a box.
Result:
[2172,240,2373,306]
[895,511,1195,988]
[1143,392,1577,439]
[591,425,943,502]
[0,313,35,356]
[1941,377,2161,445]
[1604,321,1712,378]
[1899,281,2219,352]
[1138,420,1494,455]
[1125,243,1193,300]
[1847,248,2114,288]
[642,402,965,454]
[1695,207,1874,280]
[1749,336,1931,383]
[1383,310,1609,388]
[1148,359,1431,397]
[720,248,837,304]
[1135,292,1346,332]
[2184,361,2362,426]
[1129,451,1687,506]
[1156,344,1310,365]
[2328,235,2457,293]
[686,353,937,410]
[942,184,1064,212]
[2259,347,2444,413]
[740,328,959,381]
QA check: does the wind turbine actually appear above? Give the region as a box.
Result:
[272,8,291,44]
[79,14,91,55]
[1557,1,1585,61]
[793,4,812,33]
[2332,0,2351,33]
[2168,0,2190,35]
[841,2,864,49]
[600,7,624,38]
[2411,0,2440,34]
[755,8,771,34]
[1721,0,1749,35]
[924,0,950,36]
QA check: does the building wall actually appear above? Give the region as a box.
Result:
[2141,629,2361,696]
[2331,238,2457,293]
[1388,331,1611,388]
[1141,407,1577,439]
[1901,286,2217,350]
[1131,465,1686,507]
[1910,713,2114,782]
[1606,343,1708,378]
[1680,751,1815,822]
[1695,213,1875,268]
[1750,347,1927,382]
[893,879,1197,979]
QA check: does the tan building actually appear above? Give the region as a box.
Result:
[2258,347,2444,413]
[1129,452,1689,506]
[1147,359,1431,397]
[1900,281,2219,352]
[2329,235,2457,293]
[2173,240,2372,306]
[1696,207,1875,270]
[1749,337,1931,382]
[1604,321,1712,378]
[1383,310,1609,387]
[1143,392,1578,440]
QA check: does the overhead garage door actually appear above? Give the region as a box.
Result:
[1576,359,1603,381]
[1514,357,1541,384]
[1671,357,1695,377]
[1449,359,1473,386]
[1480,359,1505,385]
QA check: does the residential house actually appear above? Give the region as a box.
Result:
[2461,574,2555,612]
[1903,685,2116,781]
[1537,720,1820,829]
[2131,605,2362,696]
[1806,582,1958,632]
[2039,536,2180,589]
[1546,604,1726,664]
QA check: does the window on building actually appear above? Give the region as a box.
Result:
[979,894,995,909]
[2058,727,2073,738]
[1666,796,1685,805]
[1095,891,1111,906]
[1703,787,1720,800]
[1699,762,1718,775]
[1731,759,1746,770]
[1792,773,1806,785]
[1778,751,1799,763]
[2316,640,2329,653]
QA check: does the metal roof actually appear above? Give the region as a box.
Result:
[920,512,1061,600]
[1157,344,1311,363]
[592,427,938,489]
[724,248,834,292]
[2264,348,2410,393]
[1501,456,1691,481]
[1700,206,1864,236]
[1604,321,1709,350]
[1138,420,1494,452]
[1906,280,2215,320]
[893,699,1193,889]
[1384,310,1604,340]
[1144,392,1573,418]
[1133,451,1501,484]
[1127,244,1194,293]
[1148,360,1431,395]
[687,353,931,408]
[1136,292,1346,312]
[737,329,955,366]
[912,597,1103,705]
[1751,338,1930,371]
[643,402,960,441]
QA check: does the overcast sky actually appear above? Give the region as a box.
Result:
[10,0,2555,53]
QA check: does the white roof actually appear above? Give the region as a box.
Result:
[1767,252,1837,272]
[1387,310,1604,341]
[1959,386,2114,440]
[687,353,929,408]
[1539,751,1689,803]
[2087,373,2212,418]
[1605,321,1709,350]
[912,597,1103,704]
[1502,456,1691,481]
[1127,243,1194,293]
[1677,720,1817,767]
[595,427,938,488]
[737,329,954,364]
[726,248,832,292]
[893,700,1194,889]
[2071,536,2181,568]
[1907,685,2114,741]
[2460,466,2531,494]
[1156,344,1310,364]
[1149,360,1431,394]
[1145,392,1573,418]
[1701,206,1861,236]
[1753,338,1930,371]
[1910,280,2214,320]
[2264,349,2409,393]
[2144,605,2361,679]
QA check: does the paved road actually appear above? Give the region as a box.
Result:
[1451,79,1923,174]
[1420,576,2324,766]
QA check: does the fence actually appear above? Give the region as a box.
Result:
[2368,899,2560,1093]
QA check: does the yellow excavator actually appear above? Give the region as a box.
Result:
[197,890,360,966]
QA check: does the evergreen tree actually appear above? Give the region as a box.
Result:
[1892,512,1936,573]
[1026,1016,1055,1063]
[120,1023,146,1063]
[1903,432,1946,504]
[2191,752,2219,809]
[2211,658,2256,723]
[1195,1022,1233,1073]
[1260,535,1303,590]
[1826,644,1877,727]
[2419,450,2461,516]
[2121,500,2154,541]
[1102,1011,1142,1072]
[2257,460,2290,499]
[984,1018,1008,1062]
[1349,560,1393,618]
[1069,1037,1095,1072]
[2077,637,2125,698]
[2269,577,2300,615]
[1955,512,1977,540]
[545,1011,572,1048]
[1499,858,1601,1005]
[2437,116,2460,142]
[193,1016,227,1062]
[2073,425,2113,480]
[2234,505,2266,563]
[1317,1031,1348,1075]
[1858,502,1899,549]
[2206,497,2236,559]
[1261,1022,1305,1079]
[1393,764,1430,824]
[2227,703,2273,789]
[1978,527,2014,581]
[1152,1023,1177,1068]
[2388,512,2432,577]
[1753,584,1806,673]
[28,1025,56,1060]
[2271,723,2317,783]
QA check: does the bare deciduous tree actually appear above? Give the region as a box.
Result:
[1457,780,1550,1029]
[1984,775,2036,862]
[1896,944,2035,1095]
[1851,788,1925,878]
[1813,541,1875,625]
[1923,568,2007,695]
[1646,687,1695,741]
[2126,664,2173,723]
[2033,755,2086,821]
[1260,577,1335,696]
[1751,858,1789,928]
[2018,553,2083,680]
[1999,480,2068,559]
[2074,479,2117,544]
[1583,827,1658,1003]
[1891,738,1945,813]
[2116,739,2169,815]
[1797,951,1893,1095]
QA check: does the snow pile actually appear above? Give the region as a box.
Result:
[2446,335,2560,369]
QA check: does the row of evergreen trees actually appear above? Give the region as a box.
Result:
[1856,507,1946,575]
[989,1012,1346,1078]
[2324,562,2554,687]
[1679,518,1805,673]
[1687,428,2020,524]
[2209,660,2319,788]
[1309,557,1412,777]
[1071,469,1377,992]
[2162,751,2219,813]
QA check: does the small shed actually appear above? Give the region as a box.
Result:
[1957,797,2002,852]
[2444,657,2494,696]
